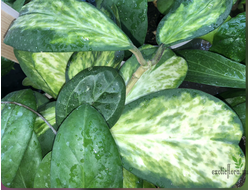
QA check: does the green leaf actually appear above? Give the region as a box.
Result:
[209,12,246,62]
[1,57,15,77]
[14,50,73,98]
[123,168,143,188]
[4,0,133,52]
[157,0,174,15]
[143,180,156,188]
[119,45,187,104]
[34,152,51,188]
[11,132,42,188]
[177,50,246,88]
[56,66,125,128]
[66,50,124,81]
[217,89,246,107]
[34,102,58,157]
[33,91,50,109]
[232,156,238,163]
[1,89,37,187]
[22,77,41,89]
[232,103,246,135]
[156,0,233,47]
[111,89,244,188]
[2,0,26,12]
[51,103,123,188]
[101,0,148,47]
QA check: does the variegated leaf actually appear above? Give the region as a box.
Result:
[66,50,124,81]
[156,0,233,47]
[119,45,187,104]
[4,0,133,52]
[14,50,73,98]
[111,89,245,188]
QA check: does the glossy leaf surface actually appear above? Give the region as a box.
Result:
[56,66,125,128]
[1,89,37,187]
[4,0,133,52]
[14,50,73,98]
[120,45,187,104]
[209,12,246,62]
[156,0,233,47]
[34,102,58,157]
[11,133,42,188]
[51,104,123,188]
[34,152,51,188]
[66,50,124,80]
[123,168,143,188]
[111,89,244,188]
[101,0,148,47]
[177,50,246,88]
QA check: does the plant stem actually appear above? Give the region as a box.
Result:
[129,46,147,66]
[126,66,148,95]
[1,101,57,135]
[151,44,166,66]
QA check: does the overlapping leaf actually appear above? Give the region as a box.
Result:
[177,50,246,88]
[1,89,38,187]
[51,104,123,188]
[156,0,233,47]
[1,57,15,77]
[123,168,143,188]
[56,66,125,128]
[4,0,133,52]
[66,50,124,81]
[120,45,187,104]
[111,89,244,188]
[14,50,73,98]
[209,12,246,62]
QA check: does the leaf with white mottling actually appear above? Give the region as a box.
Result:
[111,89,244,188]
[66,50,124,81]
[120,45,187,104]
[156,0,233,47]
[14,50,73,98]
[4,0,133,52]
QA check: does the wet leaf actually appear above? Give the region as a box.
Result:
[4,0,133,52]
[1,89,37,187]
[156,0,233,47]
[34,152,51,188]
[14,50,73,98]
[56,66,125,128]
[111,89,244,188]
[177,50,246,88]
[210,12,246,62]
[66,50,124,81]
[51,104,123,188]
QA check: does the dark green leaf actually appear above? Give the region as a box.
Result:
[101,0,148,47]
[4,0,133,52]
[33,91,50,109]
[123,168,143,188]
[66,50,124,81]
[232,103,246,135]
[177,50,246,88]
[1,57,15,77]
[11,132,42,188]
[111,89,244,188]
[157,0,174,15]
[56,66,125,128]
[3,0,26,12]
[143,180,156,188]
[34,102,58,157]
[14,50,73,98]
[34,152,51,188]
[1,89,37,187]
[51,104,123,188]
[209,12,246,62]
[156,0,233,47]
[217,89,246,107]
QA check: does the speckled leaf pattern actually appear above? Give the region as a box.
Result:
[209,12,246,62]
[11,133,42,188]
[66,50,124,80]
[56,67,125,128]
[34,152,52,188]
[123,168,143,188]
[111,89,245,188]
[156,0,233,47]
[177,50,246,88]
[51,104,123,188]
[1,89,37,187]
[120,45,187,104]
[101,0,148,47]
[14,50,73,98]
[4,0,133,52]
[34,102,58,157]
